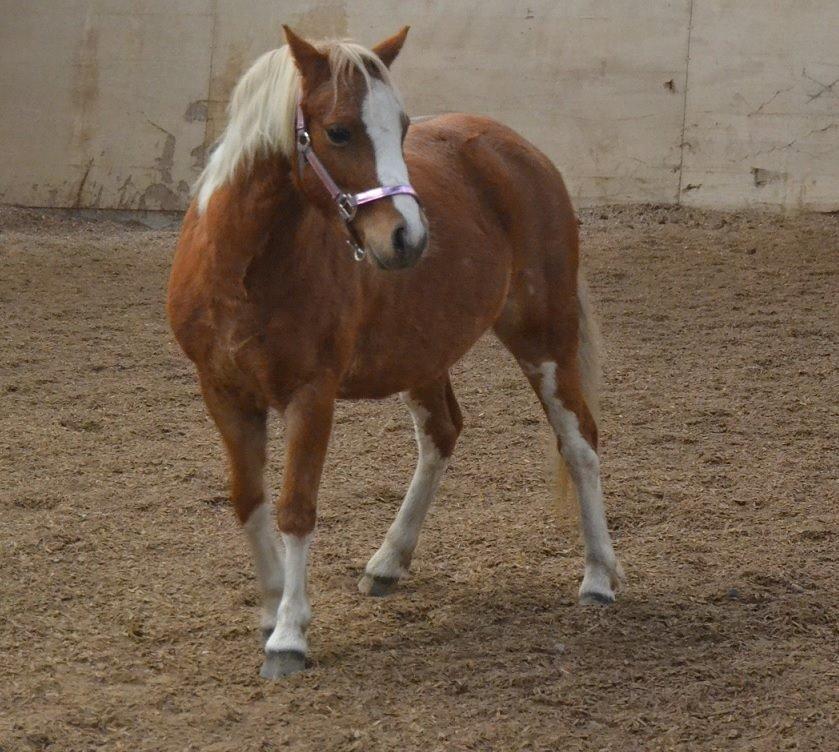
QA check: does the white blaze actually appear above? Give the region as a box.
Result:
[361,78,425,246]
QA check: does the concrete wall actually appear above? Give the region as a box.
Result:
[1,1,214,210]
[681,0,839,211]
[1,1,837,212]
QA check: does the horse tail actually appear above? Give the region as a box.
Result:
[554,269,603,515]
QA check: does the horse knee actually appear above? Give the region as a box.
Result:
[276,492,317,537]
[232,487,266,524]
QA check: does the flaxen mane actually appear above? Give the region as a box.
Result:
[195,41,393,213]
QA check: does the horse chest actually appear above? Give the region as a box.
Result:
[340,251,511,397]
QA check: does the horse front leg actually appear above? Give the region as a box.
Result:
[359,377,462,596]
[200,380,283,642]
[261,379,335,680]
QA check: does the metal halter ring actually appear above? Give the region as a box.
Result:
[297,130,311,149]
[347,239,366,261]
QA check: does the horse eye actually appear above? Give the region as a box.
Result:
[325,126,351,145]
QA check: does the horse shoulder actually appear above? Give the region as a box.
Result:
[167,203,216,363]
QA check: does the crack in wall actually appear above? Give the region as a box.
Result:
[202,0,220,172]
[73,158,94,208]
[749,86,794,116]
[803,70,839,102]
[675,0,695,204]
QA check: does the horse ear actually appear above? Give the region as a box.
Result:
[372,26,409,68]
[283,25,329,86]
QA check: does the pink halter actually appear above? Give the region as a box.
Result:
[294,99,420,260]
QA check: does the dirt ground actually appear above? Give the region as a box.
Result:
[0,204,836,751]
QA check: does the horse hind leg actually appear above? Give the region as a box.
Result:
[200,380,283,640]
[528,358,622,603]
[494,280,622,604]
[359,376,462,596]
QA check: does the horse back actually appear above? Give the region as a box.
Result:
[406,112,579,267]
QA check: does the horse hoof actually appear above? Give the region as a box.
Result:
[260,650,307,680]
[579,590,615,606]
[358,573,400,597]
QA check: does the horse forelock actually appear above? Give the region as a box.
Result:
[325,41,395,103]
[194,39,396,214]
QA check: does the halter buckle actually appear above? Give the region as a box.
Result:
[337,193,357,222]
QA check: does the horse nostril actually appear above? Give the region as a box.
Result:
[392,225,407,256]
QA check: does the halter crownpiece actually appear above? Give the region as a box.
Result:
[294,97,420,261]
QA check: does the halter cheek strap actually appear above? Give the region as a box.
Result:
[294,100,420,261]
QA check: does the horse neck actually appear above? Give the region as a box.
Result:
[209,154,304,271]
[205,154,353,308]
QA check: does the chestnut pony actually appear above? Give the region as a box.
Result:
[168,26,622,679]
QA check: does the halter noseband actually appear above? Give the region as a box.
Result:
[294,98,420,261]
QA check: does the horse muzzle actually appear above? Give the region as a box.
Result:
[363,211,429,270]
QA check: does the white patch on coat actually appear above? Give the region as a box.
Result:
[243,502,285,629]
[361,78,425,246]
[363,393,448,581]
[524,360,620,599]
[265,533,312,655]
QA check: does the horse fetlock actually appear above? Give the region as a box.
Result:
[359,542,409,596]
[579,558,621,605]
[265,614,309,656]
[260,612,278,634]
[363,542,410,581]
